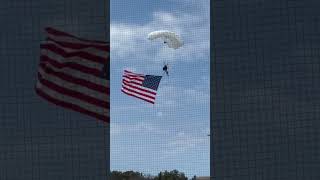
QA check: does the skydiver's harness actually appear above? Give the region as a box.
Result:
[163,65,169,76]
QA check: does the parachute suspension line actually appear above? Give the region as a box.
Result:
[147,30,182,84]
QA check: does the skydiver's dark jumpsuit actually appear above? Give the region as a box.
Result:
[162,40,169,75]
[163,65,168,76]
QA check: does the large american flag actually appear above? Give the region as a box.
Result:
[121,70,162,104]
[35,27,110,123]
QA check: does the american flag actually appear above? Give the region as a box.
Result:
[35,27,110,123]
[121,70,162,104]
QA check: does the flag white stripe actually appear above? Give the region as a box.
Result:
[36,81,109,116]
[121,88,155,103]
[123,71,144,77]
[41,49,103,71]
[122,70,161,104]
[38,68,109,102]
[122,84,156,99]
[122,80,157,94]
[46,32,108,47]
[123,74,144,81]
[40,60,109,88]
[123,78,143,85]
[43,40,109,60]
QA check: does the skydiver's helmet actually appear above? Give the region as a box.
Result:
[163,65,168,71]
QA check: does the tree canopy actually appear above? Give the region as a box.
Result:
[111,169,189,180]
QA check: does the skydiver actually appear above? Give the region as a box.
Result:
[163,64,169,76]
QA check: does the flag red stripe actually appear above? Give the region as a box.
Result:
[122,85,155,100]
[45,27,108,44]
[122,75,144,82]
[40,55,103,78]
[38,73,109,109]
[121,89,154,104]
[39,63,109,94]
[40,43,108,64]
[124,73,144,77]
[36,87,109,123]
[122,80,156,95]
[124,70,144,76]
[123,73,144,77]
[122,79,142,86]
[46,37,109,52]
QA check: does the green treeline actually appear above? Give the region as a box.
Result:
[111,169,196,180]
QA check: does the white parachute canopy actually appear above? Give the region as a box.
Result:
[147,30,183,49]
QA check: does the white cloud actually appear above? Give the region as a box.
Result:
[152,12,180,26]
[111,121,163,136]
[157,111,163,117]
[110,122,122,135]
[201,127,210,135]
[111,7,210,65]
[155,85,210,109]
[111,2,210,175]
[110,2,210,110]
[159,130,209,159]
[122,66,137,72]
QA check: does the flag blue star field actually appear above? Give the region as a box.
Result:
[121,70,162,104]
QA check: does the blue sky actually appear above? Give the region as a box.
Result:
[110,0,210,177]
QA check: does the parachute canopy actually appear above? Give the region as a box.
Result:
[147,30,183,49]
